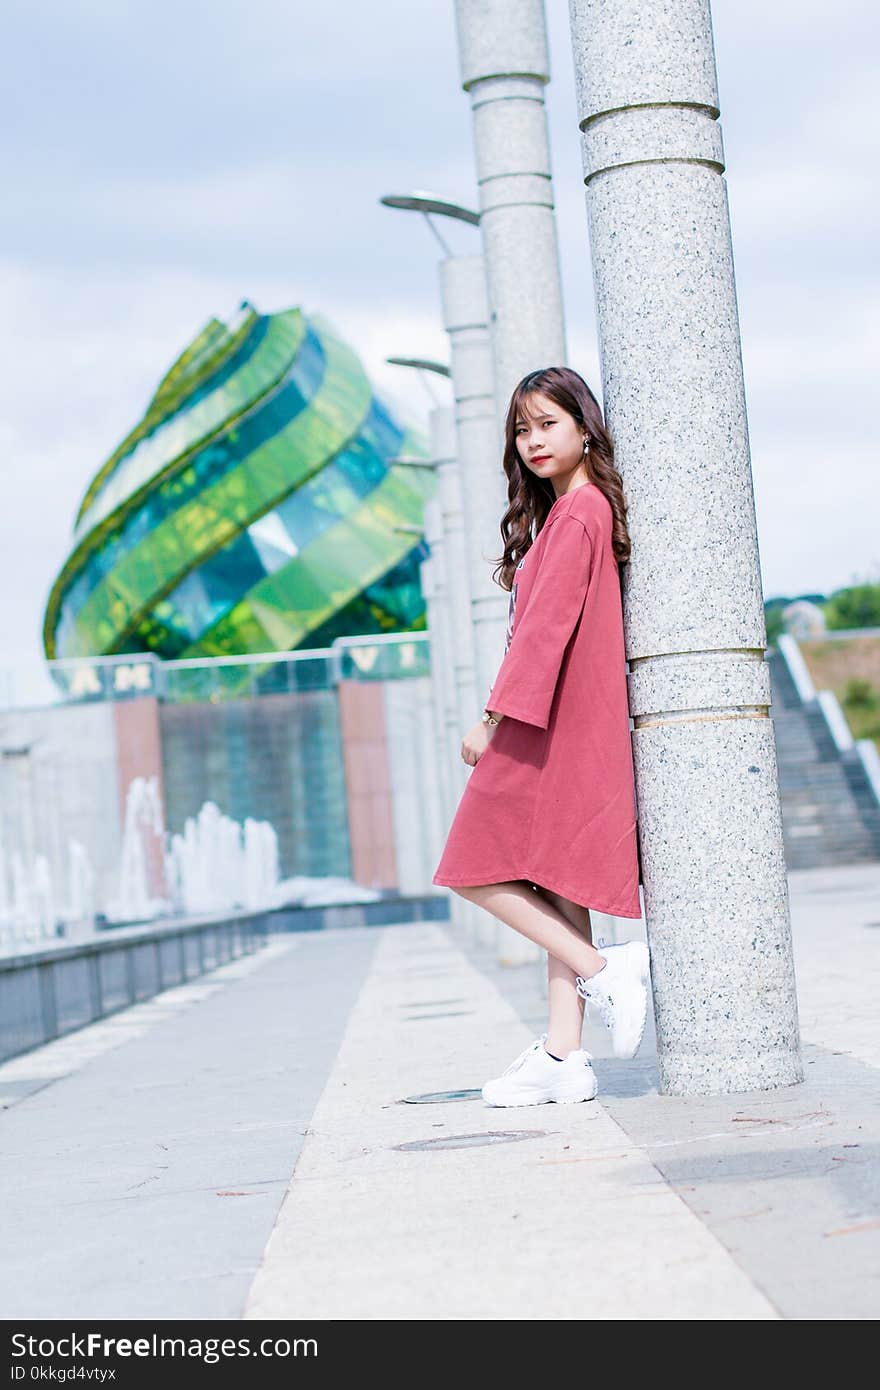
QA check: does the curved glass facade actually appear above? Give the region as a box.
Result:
[44,301,434,664]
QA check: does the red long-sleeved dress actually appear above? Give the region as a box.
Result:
[431,480,642,918]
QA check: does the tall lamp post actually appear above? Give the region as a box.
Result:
[380,193,517,951]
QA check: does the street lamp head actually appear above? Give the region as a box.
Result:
[379,192,480,225]
[386,356,451,378]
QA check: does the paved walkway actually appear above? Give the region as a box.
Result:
[1,864,877,1319]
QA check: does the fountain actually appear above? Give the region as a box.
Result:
[105,774,170,923]
[163,800,280,916]
[0,837,98,948]
[0,766,383,953]
[64,838,97,941]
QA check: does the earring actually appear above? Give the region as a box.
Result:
[583,436,589,452]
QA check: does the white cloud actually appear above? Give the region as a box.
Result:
[728,164,874,244]
[0,0,877,704]
[740,290,880,392]
[754,442,880,596]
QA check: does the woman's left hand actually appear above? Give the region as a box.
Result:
[461,718,494,767]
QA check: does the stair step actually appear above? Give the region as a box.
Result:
[767,651,880,867]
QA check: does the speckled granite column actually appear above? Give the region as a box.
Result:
[454,0,567,424]
[439,255,509,945]
[421,489,455,837]
[428,406,479,825]
[439,255,509,734]
[568,0,804,1094]
[424,407,486,937]
[454,1,564,962]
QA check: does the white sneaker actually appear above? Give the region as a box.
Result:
[576,940,651,1059]
[482,1034,598,1107]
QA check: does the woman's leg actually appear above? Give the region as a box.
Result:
[452,880,607,1036]
[531,883,594,1058]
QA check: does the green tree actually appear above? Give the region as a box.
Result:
[843,677,879,710]
[824,582,880,630]
[764,605,785,649]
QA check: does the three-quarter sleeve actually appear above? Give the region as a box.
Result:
[486,514,593,730]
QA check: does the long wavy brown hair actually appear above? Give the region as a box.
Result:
[490,366,632,591]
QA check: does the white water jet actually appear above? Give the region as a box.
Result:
[32,855,55,937]
[67,838,96,925]
[105,774,170,923]
[1,776,280,951]
[0,845,58,947]
[243,817,279,909]
[165,801,279,916]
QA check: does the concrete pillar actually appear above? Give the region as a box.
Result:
[438,255,508,944]
[431,405,481,784]
[424,408,482,934]
[454,0,567,962]
[439,254,508,718]
[413,676,449,902]
[421,493,467,930]
[568,0,803,1094]
[422,495,455,831]
[419,417,472,928]
[454,0,568,427]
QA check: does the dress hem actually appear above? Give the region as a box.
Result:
[431,868,643,920]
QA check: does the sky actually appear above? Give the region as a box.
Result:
[1,0,877,705]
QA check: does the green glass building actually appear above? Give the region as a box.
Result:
[43,301,434,665]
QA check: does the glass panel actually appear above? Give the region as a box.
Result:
[60,325,326,618]
[54,327,373,657]
[179,463,432,658]
[75,311,303,538]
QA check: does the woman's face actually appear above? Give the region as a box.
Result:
[514,391,588,494]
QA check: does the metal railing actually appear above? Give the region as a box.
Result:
[0,909,268,1065]
[40,632,432,706]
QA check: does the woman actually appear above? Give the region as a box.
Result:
[432,366,651,1107]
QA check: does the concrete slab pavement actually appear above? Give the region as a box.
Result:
[243,862,880,1320]
[1,862,877,1320]
[0,931,380,1319]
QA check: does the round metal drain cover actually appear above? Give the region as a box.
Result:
[393,1129,547,1151]
[399,1088,482,1104]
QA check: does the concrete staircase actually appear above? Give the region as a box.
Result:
[768,648,880,869]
